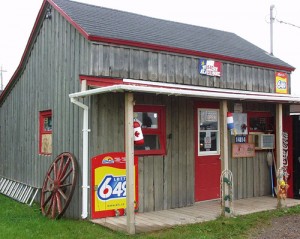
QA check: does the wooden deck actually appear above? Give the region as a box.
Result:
[91,196,300,234]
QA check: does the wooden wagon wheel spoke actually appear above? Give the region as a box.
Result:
[60,168,73,183]
[40,152,78,219]
[57,188,68,201]
[58,159,71,181]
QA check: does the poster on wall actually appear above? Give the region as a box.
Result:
[232,143,255,158]
[91,152,138,219]
[275,72,288,94]
[199,59,222,77]
[232,113,248,135]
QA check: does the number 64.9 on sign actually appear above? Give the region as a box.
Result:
[97,175,126,201]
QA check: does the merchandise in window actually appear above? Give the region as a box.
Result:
[134,105,166,155]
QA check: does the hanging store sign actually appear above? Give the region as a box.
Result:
[275,72,288,94]
[199,59,222,77]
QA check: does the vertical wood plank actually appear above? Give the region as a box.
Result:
[186,98,194,206]
[154,156,164,211]
[171,97,179,208]
[148,52,158,81]
[163,96,172,210]
[183,57,192,85]
[246,157,254,197]
[158,53,167,82]
[175,56,183,84]
[178,98,187,207]
[167,55,175,83]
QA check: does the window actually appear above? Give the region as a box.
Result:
[134,105,166,155]
[39,110,52,155]
[198,108,220,155]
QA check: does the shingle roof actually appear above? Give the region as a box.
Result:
[51,0,293,70]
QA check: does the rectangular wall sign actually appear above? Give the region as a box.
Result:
[275,72,288,94]
[199,59,222,77]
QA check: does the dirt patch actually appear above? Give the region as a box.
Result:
[250,214,300,239]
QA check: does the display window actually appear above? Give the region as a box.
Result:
[39,110,52,155]
[198,108,220,155]
[134,105,166,155]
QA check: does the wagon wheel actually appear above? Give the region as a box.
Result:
[40,152,78,219]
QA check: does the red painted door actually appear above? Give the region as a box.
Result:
[194,102,221,201]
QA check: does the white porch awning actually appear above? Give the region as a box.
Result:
[69,80,300,104]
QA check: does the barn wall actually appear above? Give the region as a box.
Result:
[0,9,91,218]
[0,5,283,219]
[90,43,290,94]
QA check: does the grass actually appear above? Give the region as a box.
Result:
[1,194,300,239]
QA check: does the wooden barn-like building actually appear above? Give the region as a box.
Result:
[1,0,300,234]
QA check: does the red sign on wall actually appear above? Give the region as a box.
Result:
[91,152,138,219]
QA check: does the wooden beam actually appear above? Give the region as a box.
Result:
[220,100,229,171]
[276,103,283,170]
[125,92,135,234]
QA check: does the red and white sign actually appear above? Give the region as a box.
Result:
[199,59,222,77]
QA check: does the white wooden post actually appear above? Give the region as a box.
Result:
[276,103,283,170]
[125,92,135,234]
[220,100,229,171]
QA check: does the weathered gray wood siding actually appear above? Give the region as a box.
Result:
[228,102,276,199]
[91,43,290,93]
[89,93,275,212]
[90,93,194,212]
[0,8,91,218]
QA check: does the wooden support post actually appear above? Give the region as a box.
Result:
[276,103,283,170]
[125,92,135,235]
[220,100,229,171]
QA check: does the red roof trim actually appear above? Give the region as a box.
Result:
[79,75,123,87]
[88,35,294,72]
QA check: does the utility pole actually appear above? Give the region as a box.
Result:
[0,65,7,91]
[270,5,275,55]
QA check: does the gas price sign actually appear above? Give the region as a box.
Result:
[91,152,138,219]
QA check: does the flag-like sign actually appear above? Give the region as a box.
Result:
[199,59,222,77]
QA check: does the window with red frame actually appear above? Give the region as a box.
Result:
[39,110,52,155]
[134,105,166,155]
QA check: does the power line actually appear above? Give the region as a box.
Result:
[276,19,300,29]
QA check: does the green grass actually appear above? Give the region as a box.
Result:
[1,194,300,239]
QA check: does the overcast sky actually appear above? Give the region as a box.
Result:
[0,0,299,94]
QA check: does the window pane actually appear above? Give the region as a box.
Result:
[135,112,158,129]
[199,110,218,130]
[199,132,217,152]
[44,116,52,131]
[134,135,160,151]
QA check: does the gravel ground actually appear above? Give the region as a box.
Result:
[250,214,300,239]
